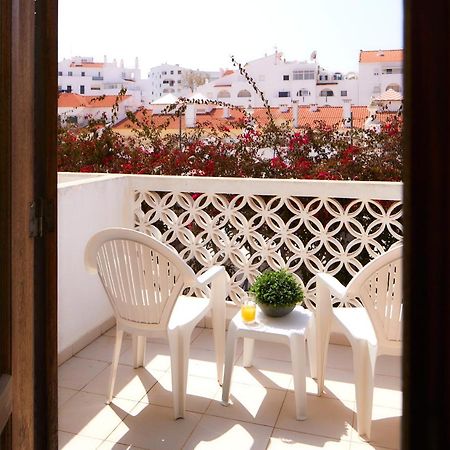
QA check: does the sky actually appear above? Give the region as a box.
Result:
[58,0,403,75]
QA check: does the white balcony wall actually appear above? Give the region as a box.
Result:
[57,174,133,363]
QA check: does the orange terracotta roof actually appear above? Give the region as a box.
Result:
[359,50,403,63]
[113,105,397,133]
[223,69,234,76]
[58,93,131,108]
[70,62,104,68]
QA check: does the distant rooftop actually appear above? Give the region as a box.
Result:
[359,49,403,63]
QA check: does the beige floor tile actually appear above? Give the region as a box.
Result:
[325,345,354,372]
[374,356,402,378]
[191,328,242,356]
[269,429,351,449]
[276,392,354,441]
[182,414,273,450]
[58,387,78,408]
[106,403,201,450]
[253,340,293,361]
[207,383,286,427]
[349,442,394,450]
[97,441,146,449]
[185,348,222,380]
[58,431,103,449]
[59,391,136,440]
[232,356,294,390]
[143,372,220,413]
[120,343,172,371]
[76,336,131,363]
[103,327,132,340]
[83,364,165,402]
[350,406,401,450]
[58,357,109,390]
[372,375,402,409]
[319,369,402,410]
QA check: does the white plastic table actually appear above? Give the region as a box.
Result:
[221,305,313,420]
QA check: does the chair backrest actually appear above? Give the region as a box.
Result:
[85,227,197,328]
[347,245,403,345]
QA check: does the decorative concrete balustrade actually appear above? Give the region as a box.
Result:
[57,173,402,362]
[131,176,402,309]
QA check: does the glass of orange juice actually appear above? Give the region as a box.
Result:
[241,293,257,324]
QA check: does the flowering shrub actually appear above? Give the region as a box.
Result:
[58,63,403,181]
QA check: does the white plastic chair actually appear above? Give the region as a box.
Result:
[314,245,402,439]
[85,227,228,419]
[221,305,313,420]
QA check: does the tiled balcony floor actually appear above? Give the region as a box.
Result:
[58,327,402,450]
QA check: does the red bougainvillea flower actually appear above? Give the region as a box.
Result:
[271,156,287,169]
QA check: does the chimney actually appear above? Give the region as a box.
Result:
[342,99,352,128]
[120,58,124,68]
[292,101,299,128]
[185,104,196,128]
[223,106,230,119]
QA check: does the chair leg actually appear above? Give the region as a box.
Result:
[107,328,124,404]
[132,335,146,368]
[353,341,377,440]
[168,327,190,419]
[315,313,331,395]
[242,338,255,367]
[211,276,226,386]
[289,333,307,420]
[221,323,238,406]
[306,317,317,379]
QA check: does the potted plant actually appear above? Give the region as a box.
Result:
[249,269,304,317]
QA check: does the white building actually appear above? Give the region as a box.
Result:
[357,50,403,105]
[146,63,220,102]
[195,52,359,108]
[58,56,143,107]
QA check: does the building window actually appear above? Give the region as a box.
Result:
[58,71,62,76]
[80,85,85,94]
[178,70,182,74]
[237,89,251,98]
[386,68,393,74]
[68,71,73,76]
[341,90,348,96]
[304,70,315,80]
[170,70,174,75]
[283,74,289,81]
[296,89,310,97]
[278,91,290,98]
[162,71,167,75]
[81,72,85,77]
[333,73,343,80]
[58,85,62,91]
[66,85,72,93]
[319,89,334,97]
[217,90,231,99]
[293,70,303,80]
[91,86,100,90]
[177,80,181,83]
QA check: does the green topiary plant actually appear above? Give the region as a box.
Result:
[249,269,304,317]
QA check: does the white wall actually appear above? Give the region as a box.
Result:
[57,174,133,363]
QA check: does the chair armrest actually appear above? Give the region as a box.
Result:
[316,273,346,299]
[195,266,227,288]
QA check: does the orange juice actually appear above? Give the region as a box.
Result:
[241,302,256,323]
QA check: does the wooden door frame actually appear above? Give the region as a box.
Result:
[0,0,58,448]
